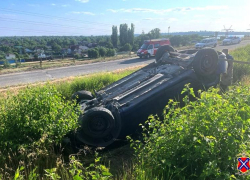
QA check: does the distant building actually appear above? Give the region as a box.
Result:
[34,48,44,54]
[71,45,89,54]
[5,53,16,60]
[25,48,33,53]
[61,48,72,55]
[38,53,47,59]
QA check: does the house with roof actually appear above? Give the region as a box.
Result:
[5,53,16,60]
[71,45,89,54]
[61,48,72,55]
[25,48,33,53]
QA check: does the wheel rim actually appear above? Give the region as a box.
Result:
[201,55,213,72]
[87,116,109,136]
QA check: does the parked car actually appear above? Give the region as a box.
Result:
[195,38,217,49]
[137,38,171,59]
[222,36,241,45]
[73,45,229,147]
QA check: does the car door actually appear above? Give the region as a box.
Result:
[147,44,154,56]
[154,43,160,55]
[208,39,212,47]
[233,37,237,44]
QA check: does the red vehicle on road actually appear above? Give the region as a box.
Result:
[137,38,171,58]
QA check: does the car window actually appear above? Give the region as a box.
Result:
[148,44,153,49]
[154,44,160,48]
[141,44,149,50]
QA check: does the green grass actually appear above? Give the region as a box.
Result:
[230,44,250,82]
[0,68,138,180]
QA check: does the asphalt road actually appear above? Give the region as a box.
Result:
[1,40,250,87]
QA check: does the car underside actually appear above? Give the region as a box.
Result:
[72,46,228,147]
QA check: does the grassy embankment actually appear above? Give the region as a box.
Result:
[1,46,250,179]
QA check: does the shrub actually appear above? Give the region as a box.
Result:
[74,54,81,59]
[106,48,115,57]
[98,47,107,57]
[88,49,99,59]
[0,85,80,150]
[122,43,132,51]
[3,59,10,68]
[132,85,250,179]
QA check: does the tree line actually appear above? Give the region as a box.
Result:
[0,24,204,62]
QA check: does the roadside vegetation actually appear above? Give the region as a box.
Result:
[0,45,250,179]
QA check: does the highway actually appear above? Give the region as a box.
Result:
[1,40,250,87]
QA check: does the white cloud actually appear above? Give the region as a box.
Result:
[51,3,56,6]
[75,0,89,3]
[72,11,95,15]
[107,6,228,15]
[62,4,69,7]
[142,17,178,22]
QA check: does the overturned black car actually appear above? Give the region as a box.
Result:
[72,45,230,147]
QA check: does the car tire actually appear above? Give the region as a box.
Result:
[139,55,142,59]
[155,45,175,62]
[193,48,218,77]
[72,90,94,104]
[146,54,150,59]
[77,107,120,147]
[214,44,217,47]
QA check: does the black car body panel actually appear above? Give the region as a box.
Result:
[74,47,228,147]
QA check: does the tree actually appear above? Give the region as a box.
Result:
[111,26,118,48]
[148,28,161,39]
[0,51,5,60]
[119,24,128,46]
[52,44,62,53]
[98,47,107,57]
[170,35,182,47]
[128,23,135,46]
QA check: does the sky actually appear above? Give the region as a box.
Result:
[0,0,250,36]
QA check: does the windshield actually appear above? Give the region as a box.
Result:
[226,37,234,39]
[141,44,149,50]
[200,40,207,43]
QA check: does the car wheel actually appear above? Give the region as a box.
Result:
[139,55,142,59]
[214,44,217,47]
[146,54,150,59]
[77,107,120,147]
[155,45,175,62]
[72,90,94,104]
[193,48,218,77]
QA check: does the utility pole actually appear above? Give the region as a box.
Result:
[168,26,170,36]
[222,25,233,37]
